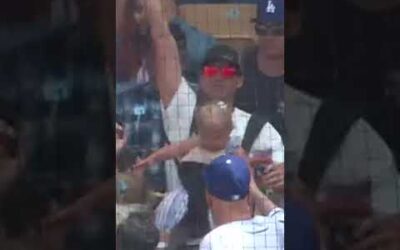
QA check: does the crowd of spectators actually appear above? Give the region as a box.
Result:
[1,0,399,249]
[115,0,288,249]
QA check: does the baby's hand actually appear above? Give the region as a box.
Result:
[133,156,156,170]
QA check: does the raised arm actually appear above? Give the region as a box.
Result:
[146,0,182,108]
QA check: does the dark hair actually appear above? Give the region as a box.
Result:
[202,44,242,75]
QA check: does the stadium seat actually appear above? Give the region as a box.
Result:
[179,4,257,40]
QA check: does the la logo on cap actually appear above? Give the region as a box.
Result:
[266,0,276,13]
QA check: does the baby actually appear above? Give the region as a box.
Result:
[135,100,234,169]
[136,101,234,249]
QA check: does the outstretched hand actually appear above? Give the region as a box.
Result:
[133,155,156,170]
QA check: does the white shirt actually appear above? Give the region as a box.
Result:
[285,84,400,214]
[162,77,285,191]
[200,208,284,250]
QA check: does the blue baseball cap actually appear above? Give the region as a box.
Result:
[203,155,250,202]
[252,0,284,24]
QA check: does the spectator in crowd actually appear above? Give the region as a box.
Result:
[161,42,284,164]
[117,0,284,246]
[149,101,234,249]
[235,0,285,137]
[136,101,233,168]
[133,40,284,247]
[118,0,284,198]
[159,42,284,245]
[116,122,160,250]
[200,154,284,250]
[116,0,185,193]
[151,1,283,238]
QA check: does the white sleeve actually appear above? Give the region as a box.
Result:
[250,123,285,163]
[199,231,229,250]
[199,234,212,250]
[268,208,285,249]
[162,77,197,143]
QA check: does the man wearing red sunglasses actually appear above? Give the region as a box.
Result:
[164,43,283,171]
[162,43,284,248]
[198,45,244,104]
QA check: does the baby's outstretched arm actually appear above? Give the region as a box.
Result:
[134,136,199,169]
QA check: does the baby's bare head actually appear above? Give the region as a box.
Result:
[195,101,233,152]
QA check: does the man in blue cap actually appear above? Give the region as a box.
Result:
[200,154,284,250]
[235,0,285,138]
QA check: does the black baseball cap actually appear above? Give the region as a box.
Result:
[202,45,240,70]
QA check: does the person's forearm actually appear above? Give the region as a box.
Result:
[147,0,169,39]
[153,137,198,162]
[251,186,277,216]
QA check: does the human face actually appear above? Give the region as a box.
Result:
[256,23,284,59]
[199,125,231,152]
[200,62,243,101]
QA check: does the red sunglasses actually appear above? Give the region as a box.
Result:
[202,66,238,79]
